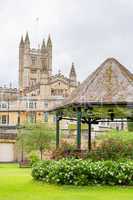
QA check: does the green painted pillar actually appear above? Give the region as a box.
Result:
[56,115,60,149]
[77,109,81,150]
[88,122,91,151]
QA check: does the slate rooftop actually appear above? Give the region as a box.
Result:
[51,58,133,110]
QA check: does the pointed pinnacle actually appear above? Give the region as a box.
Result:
[47,34,52,47]
[25,32,30,44]
[41,39,45,49]
[70,62,76,77]
[19,35,24,47]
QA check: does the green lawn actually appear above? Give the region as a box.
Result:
[0,164,133,200]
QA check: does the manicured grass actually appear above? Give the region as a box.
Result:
[0,164,133,200]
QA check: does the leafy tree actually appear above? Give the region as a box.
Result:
[17,122,55,160]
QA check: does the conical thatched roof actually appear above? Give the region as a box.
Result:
[56,58,133,109]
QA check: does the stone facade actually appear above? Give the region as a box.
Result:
[0,32,79,162]
[0,86,18,101]
[0,32,79,126]
[19,33,78,100]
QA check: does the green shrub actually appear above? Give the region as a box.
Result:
[32,160,54,181]
[51,141,85,160]
[86,131,133,160]
[128,122,133,131]
[32,158,133,185]
[51,131,133,161]
[28,151,39,166]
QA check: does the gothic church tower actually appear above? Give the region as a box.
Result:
[19,33,52,91]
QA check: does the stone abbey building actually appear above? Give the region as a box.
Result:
[0,33,78,162]
[0,33,78,124]
[19,33,78,98]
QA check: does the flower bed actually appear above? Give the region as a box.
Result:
[32,158,133,185]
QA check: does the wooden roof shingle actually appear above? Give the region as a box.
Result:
[50,58,133,110]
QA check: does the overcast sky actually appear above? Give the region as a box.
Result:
[0,0,133,87]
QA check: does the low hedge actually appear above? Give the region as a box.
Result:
[86,131,133,160]
[32,159,133,185]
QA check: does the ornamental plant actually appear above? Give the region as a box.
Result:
[86,130,133,160]
[32,158,133,186]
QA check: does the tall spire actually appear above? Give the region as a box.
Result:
[25,32,30,44]
[70,62,76,77]
[19,35,24,47]
[41,39,45,49]
[69,62,77,84]
[47,34,52,47]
